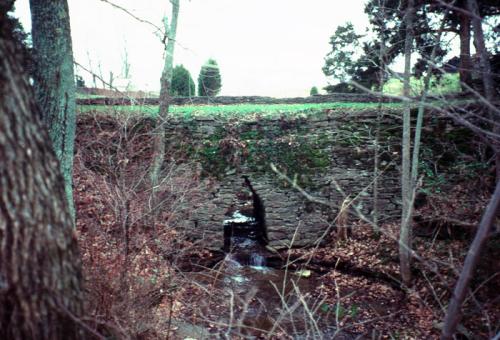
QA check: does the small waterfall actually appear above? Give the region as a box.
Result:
[249,253,266,268]
[223,177,269,268]
[223,211,255,225]
[223,209,269,268]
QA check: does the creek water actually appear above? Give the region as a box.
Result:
[186,210,349,339]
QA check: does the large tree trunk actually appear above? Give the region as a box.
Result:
[29,0,77,220]
[458,5,473,90]
[150,0,180,219]
[0,8,84,340]
[400,0,415,287]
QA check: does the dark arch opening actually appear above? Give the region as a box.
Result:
[223,176,268,254]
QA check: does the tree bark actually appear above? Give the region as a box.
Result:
[441,180,500,339]
[150,0,180,217]
[400,0,415,287]
[458,7,473,90]
[0,8,84,339]
[29,0,77,220]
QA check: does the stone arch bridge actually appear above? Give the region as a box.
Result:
[160,110,404,250]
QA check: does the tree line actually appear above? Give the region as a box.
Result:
[77,59,222,98]
[322,0,499,94]
[153,59,223,97]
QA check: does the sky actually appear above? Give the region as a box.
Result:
[14,0,371,97]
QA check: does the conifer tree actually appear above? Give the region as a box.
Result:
[198,58,222,96]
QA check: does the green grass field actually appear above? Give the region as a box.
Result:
[383,73,461,96]
[76,73,463,120]
[77,102,408,120]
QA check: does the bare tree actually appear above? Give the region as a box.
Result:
[411,9,450,196]
[400,0,450,288]
[372,0,388,232]
[29,0,77,220]
[0,6,84,339]
[121,44,132,90]
[86,51,98,88]
[458,0,473,89]
[150,0,180,221]
[399,0,415,287]
[97,61,106,88]
[109,71,114,90]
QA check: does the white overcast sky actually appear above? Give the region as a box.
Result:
[14,0,370,97]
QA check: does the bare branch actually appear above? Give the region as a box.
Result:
[99,0,164,36]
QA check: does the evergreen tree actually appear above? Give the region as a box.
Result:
[172,64,195,96]
[310,86,319,95]
[198,58,222,96]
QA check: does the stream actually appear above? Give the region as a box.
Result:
[185,209,354,339]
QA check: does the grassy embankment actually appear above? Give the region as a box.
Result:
[77,102,400,119]
[76,73,463,119]
[75,99,472,121]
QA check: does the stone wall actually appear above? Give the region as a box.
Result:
[76,101,483,251]
[77,93,399,106]
[162,111,402,250]
[77,92,469,106]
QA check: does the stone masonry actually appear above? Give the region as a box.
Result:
[163,110,402,250]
